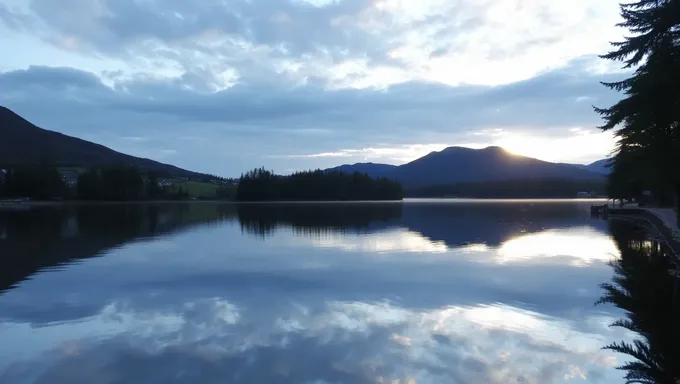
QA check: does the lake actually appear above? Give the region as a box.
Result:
[0,200,661,383]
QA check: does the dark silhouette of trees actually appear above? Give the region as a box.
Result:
[76,168,103,200]
[0,164,194,201]
[0,162,66,200]
[77,166,189,201]
[597,220,680,383]
[595,0,680,221]
[77,166,144,201]
[146,172,163,200]
[236,168,403,201]
[215,184,237,200]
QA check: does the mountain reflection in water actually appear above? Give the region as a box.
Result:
[0,200,649,383]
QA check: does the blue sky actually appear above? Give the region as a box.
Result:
[0,0,625,177]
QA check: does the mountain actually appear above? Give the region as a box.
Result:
[0,106,204,178]
[391,146,603,187]
[583,159,611,174]
[327,162,397,178]
[327,146,604,188]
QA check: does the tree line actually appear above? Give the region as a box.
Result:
[0,164,190,201]
[236,168,403,201]
[76,166,190,201]
[0,164,65,200]
[596,0,680,223]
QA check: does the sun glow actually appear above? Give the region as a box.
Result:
[492,130,616,163]
[497,227,619,266]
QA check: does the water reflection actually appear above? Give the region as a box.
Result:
[236,201,610,253]
[0,201,631,383]
[497,227,619,266]
[0,203,238,293]
[236,202,403,237]
[598,220,680,383]
[306,228,448,253]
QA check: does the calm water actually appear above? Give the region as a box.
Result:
[0,200,648,383]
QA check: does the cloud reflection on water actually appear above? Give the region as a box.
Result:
[496,227,619,266]
[0,202,628,383]
[1,298,625,384]
[303,228,449,254]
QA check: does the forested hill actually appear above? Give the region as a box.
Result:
[0,106,204,178]
[329,146,605,187]
[236,168,403,201]
[326,163,397,178]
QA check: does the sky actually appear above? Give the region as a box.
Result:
[0,0,627,177]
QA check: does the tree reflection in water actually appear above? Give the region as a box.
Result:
[597,220,680,384]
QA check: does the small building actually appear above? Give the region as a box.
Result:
[58,170,80,187]
[158,179,173,187]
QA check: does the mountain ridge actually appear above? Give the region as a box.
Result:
[326,162,397,177]
[0,106,206,178]
[327,146,605,187]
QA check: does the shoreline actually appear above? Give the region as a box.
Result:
[609,207,680,259]
[0,197,609,207]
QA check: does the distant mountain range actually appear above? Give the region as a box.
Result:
[1,105,611,187]
[581,159,611,174]
[328,146,608,188]
[0,106,204,178]
[328,162,397,178]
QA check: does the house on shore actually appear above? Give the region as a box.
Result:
[58,170,80,187]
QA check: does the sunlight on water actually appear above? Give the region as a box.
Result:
[0,202,638,383]
[306,228,449,253]
[496,227,619,266]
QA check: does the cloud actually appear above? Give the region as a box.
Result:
[0,58,622,174]
[0,0,627,175]
[2,0,623,87]
[283,144,480,163]
[0,3,33,31]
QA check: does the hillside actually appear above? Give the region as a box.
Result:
[329,146,604,188]
[327,163,397,178]
[0,106,204,178]
[583,159,611,174]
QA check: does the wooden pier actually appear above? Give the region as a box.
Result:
[590,204,608,215]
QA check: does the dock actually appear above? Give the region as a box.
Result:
[590,204,608,215]
[594,203,680,260]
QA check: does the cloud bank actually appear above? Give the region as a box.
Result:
[0,0,624,175]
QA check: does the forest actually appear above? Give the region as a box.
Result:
[594,0,680,222]
[0,164,190,201]
[236,168,403,201]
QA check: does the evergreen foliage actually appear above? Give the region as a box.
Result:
[77,166,190,201]
[236,168,403,201]
[595,0,680,219]
[0,164,190,201]
[0,162,66,200]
